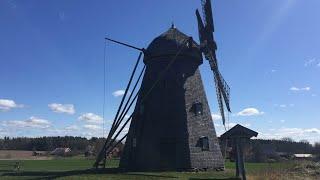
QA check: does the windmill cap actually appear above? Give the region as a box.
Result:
[144,27,203,65]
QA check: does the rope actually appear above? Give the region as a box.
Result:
[94,53,142,168]
[102,39,107,138]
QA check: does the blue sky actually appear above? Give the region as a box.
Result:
[0,0,319,143]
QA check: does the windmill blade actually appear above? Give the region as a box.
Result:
[217,71,231,112]
[215,80,226,126]
[201,0,214,32]
[206,53,230,111]
[196,0,231,126]
[197,0,218,56]
[214,68,231,113]
[196,9,206,49]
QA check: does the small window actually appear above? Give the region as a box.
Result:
[193,102,203,116]
[200,136,209,151]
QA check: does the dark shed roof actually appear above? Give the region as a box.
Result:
[220,124,258,139]
[144,27,203,64]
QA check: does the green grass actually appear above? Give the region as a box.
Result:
[0,158,298,180]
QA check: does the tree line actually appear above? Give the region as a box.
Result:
[0,136,111,153]
[0,136,319,156]
[249,138,318,154]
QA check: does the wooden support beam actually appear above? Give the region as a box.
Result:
[235,138,246,180]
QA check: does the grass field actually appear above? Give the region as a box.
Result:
[0,158,318,179]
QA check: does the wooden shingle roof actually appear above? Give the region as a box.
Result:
[220,124,258,139]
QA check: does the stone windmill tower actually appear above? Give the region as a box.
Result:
[94,0,230,171]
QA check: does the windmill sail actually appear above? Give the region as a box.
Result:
[196,0,231,126]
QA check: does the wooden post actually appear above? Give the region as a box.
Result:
[239,139,246,180]
[235,138,240,178]
[235,138,246,180]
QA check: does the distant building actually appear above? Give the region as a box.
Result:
[32,151,44,156]
[293,154,313,160]
[50,148,71,156]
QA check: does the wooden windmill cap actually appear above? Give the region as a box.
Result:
[143,27,203,65]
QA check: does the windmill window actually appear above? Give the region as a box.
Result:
[200,136,209,151]
[193,102,203,116]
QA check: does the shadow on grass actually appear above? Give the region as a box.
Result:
[189,178,239,180]
[2,168,239,180]
[1,168,180,179]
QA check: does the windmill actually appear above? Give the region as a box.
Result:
[196,0,231,127]
[94,0,230,171]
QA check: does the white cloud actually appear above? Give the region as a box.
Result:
[65,125,79,131]
[274,104,294,108]
[304,58,316,67]
[83,124,102,131]
[305,128,320,134]
[0,99,23,111]
[112,90,125,97]
[219,122,251,131]
[48,103,75,115]
[3,116,51,129]
[271,69,276,73]
[211,113,222,121]
[301,87,311,91]
[244,123,251,127]
[228,123,237,128]
[290,86,311,91]
[280,120,285,123]
[78,113,103,124]
[290,87,299,91]
[236,108,264,116]
[304,58,320,68]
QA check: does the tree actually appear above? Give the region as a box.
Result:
[314,142,320,155]
[281,137,294,142]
